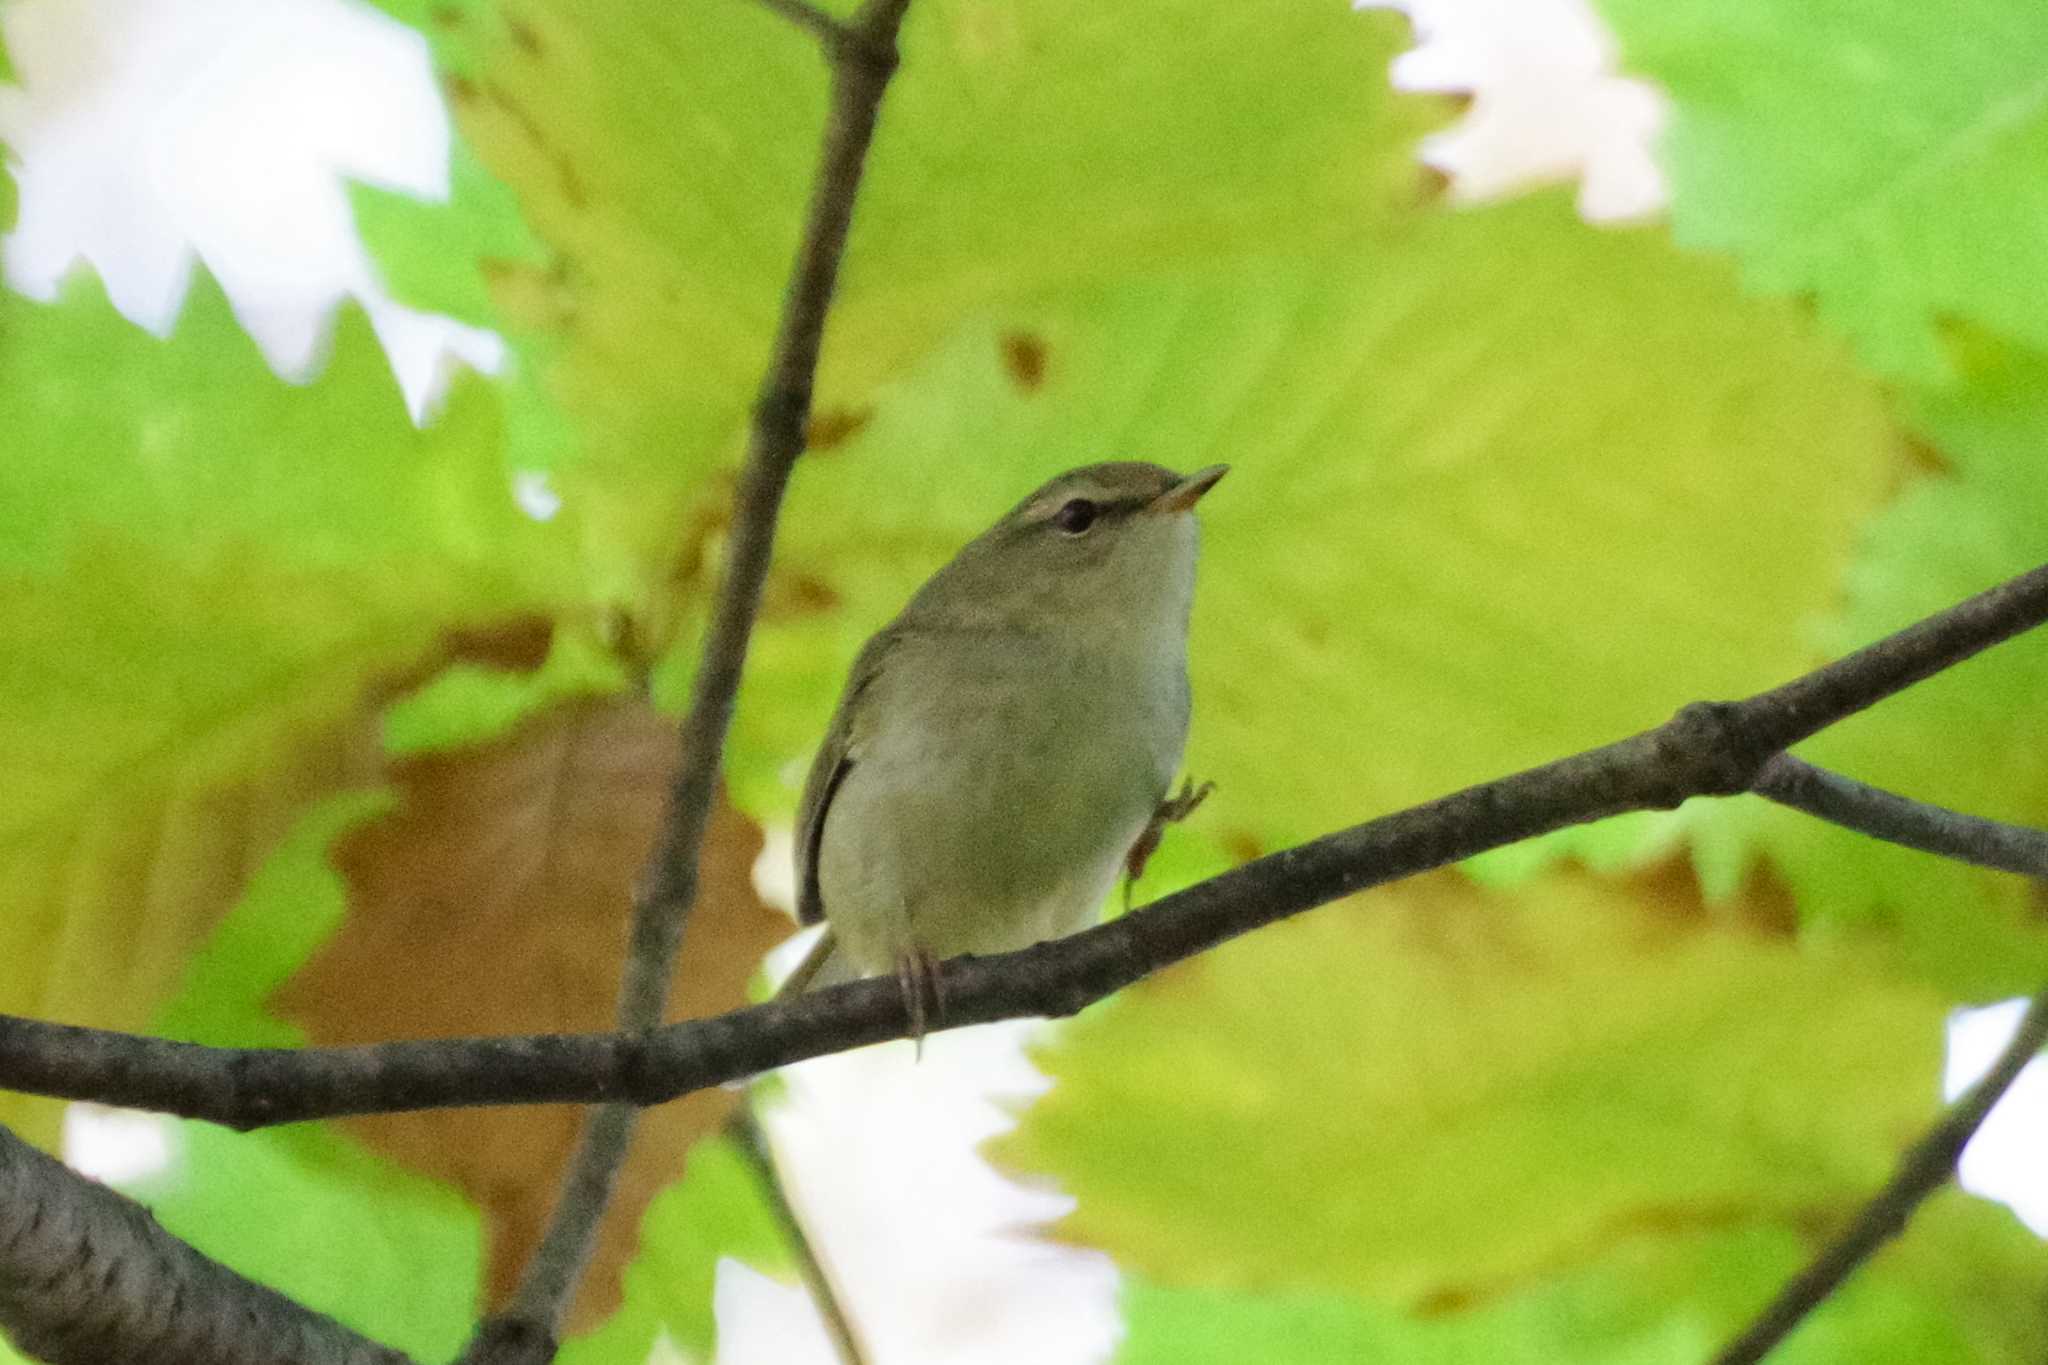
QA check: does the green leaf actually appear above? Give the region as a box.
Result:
[734,194,1897,849]
[153,790,391,1048]
[1592,0,2048,383]
[1593,0,2048,963]
[130,773,484,1361]
[1118,1268,1705,1365]
[558,1135,791,1365]
[0,23,15,234]
[1683,335,2048,997]
[128,1123,483,1362]
[998,868,1948,1303]
[0,268,586,1140]
[358,0,1441,579]
[351,140,546,333]
[1119,1192,2048,1364]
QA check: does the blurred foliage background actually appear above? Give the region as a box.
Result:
[0,0,2045,1360]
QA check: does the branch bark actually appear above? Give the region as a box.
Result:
[1711,985,2048,1365]
[0,1122,414,1365]
[1755,754,2048,875]
[465,2,917,1360]
[1,562,2044,1130]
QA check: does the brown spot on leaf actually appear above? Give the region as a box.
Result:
[1000,331,1049,392]
[1411,1283,1480,1317]
[1222,830,1263,864]
[554,152,587,210]
[272,696,793,1329]
[805,405,873,452]
[477,256,579,335]
[506,14,543,55]
[1622,856,1799,940]
[2026,879,2048,925]
[441,617,555,674]
[1412,161,1452,207]
[444,74,479,106]
[358,616,555,717]
[1900,430,1954,479]
[762,570,842,622]
[1438,90,1475,119]
[482,77,551,163]
[429,5,463,29]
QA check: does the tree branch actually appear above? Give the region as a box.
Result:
[727,1105,870,1364]
[1,563,2044,1129]
[463,2,918,1360]
[750,0,847,47]
[0,1122,414,1365]
[1711,985,2048,1365]
[1754,754,2048,876]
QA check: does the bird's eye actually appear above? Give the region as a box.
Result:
[1051,498,1099,535]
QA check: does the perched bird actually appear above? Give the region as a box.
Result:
[784,461,1225,1031]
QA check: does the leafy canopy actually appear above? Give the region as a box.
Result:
[0,0,2042,1358]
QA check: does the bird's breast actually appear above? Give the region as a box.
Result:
[820,627,1190,962]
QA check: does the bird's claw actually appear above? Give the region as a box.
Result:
[895,945,945,1057]
[1123,776,1216,909]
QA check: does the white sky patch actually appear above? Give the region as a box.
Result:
[1944,1000,2048,1236]
[733,1024,1123,1365]
[0,0,502,416]
[1358,0,1669,222]
[753,824,801,919]
[62,1103,175,1185]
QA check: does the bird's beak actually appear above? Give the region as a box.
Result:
[1148,464,1229,515]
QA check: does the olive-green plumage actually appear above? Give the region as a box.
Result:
[788,461,1225,1002]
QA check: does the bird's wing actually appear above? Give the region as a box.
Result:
[794,626,902,926]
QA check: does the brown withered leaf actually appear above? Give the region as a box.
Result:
[273,696,790,1329]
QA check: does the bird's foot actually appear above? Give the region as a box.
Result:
[1123,777,1217,910]
[894,945,945,1057]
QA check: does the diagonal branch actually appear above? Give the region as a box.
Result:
[0,1122,415,1365]
[1711,985,2048,1365]
[1755,754,2048,875]
[466,2,918,1361]
[1,562,2044,1129]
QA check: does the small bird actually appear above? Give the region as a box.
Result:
[784,461,1226,1031]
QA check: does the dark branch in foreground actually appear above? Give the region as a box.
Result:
[1,563,2044,1131]
[472,1,917,1361]
[1756,754,2048,876]
[0,1123,413,1365]
[1711,985,2048,1365]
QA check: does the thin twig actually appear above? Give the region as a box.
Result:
[1755,754,2048,875]
[728,1104,871,1365]
[751,0,848,46]
[0,1122,415,1365]
[2,562,2045,1128]
[465,2,917,1360]
[1710,986,2048,1365]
